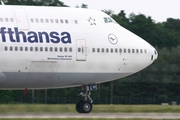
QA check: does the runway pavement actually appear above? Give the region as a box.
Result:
[1,113,180,119]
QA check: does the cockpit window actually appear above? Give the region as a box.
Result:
[154,50,157,55]
[104,17,115,23]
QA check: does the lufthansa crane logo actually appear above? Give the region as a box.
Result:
[108,33,118,45]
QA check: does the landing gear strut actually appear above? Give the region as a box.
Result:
[76,84,97,113]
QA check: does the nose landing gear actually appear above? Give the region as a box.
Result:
[76,100,92,113]
[76,84,97,113]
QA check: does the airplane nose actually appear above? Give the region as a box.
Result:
[154,48,158,60]
[150,46,158,61]
[154,49,158,59]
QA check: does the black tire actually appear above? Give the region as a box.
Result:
[76,100,83,113]
[81,101,92,113]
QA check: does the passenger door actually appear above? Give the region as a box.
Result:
[76,40,86,61]
[13,8,29,30]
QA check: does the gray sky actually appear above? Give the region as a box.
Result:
[62,0,179,22]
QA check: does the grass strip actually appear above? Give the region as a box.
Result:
[0,104,180,113]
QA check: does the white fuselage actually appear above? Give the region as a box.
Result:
[0,5,157,89]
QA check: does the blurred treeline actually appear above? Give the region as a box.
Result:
[0,0,180,104]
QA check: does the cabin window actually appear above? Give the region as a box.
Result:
[45,19,49,23]
[20,47,23,51]
[55,47,58,52]
[10,46,13,51]
[55,19,59,23]
[101,48,104,53]
[65,20,68,24]
[97,48,100,52]
[60,47,63,52]
[64,47,67,52]
[50,47,53,51]
[119,48,122,53]
[4,46,8,51]
[144,49,147,53]
[35,19,39,23]
[92,48,95,52]
[0,18,3,22]
[140,49,143,53]
[128,49,131,53]
[30,19,34,23]
[45,47,48,51]
[25,47,28,51]
[69,47,72,52]
[60,19,63,23]
[75,20,78,24]
[136,49,139,53]
[10,18,14,22]
[40,47,43,51]
[115,48,118,53]
[124,49,126,53]
[106,48,109,53]
[15,46,18,51]
[132,49,135,53]
[35,47,38,51]
[111,48,113,53]
[30,47,33,51]
[5,18,8,22]
[50,19,54,23]
[40,19,44,23]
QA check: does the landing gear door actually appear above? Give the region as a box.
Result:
[76,40,86,61]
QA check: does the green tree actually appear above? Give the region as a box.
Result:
[81,3,88,8]
[75,3,88,8]
[126,13,179,49]
[110,10,131,29]
[5,0,68,6]
[164,18,180,32]
[102,9,114,16]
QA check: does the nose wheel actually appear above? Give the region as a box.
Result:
[76,100,92,113]
[76,84,97,113]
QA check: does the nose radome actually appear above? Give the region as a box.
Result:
[153,48,158,60]
[151,46,158,61]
